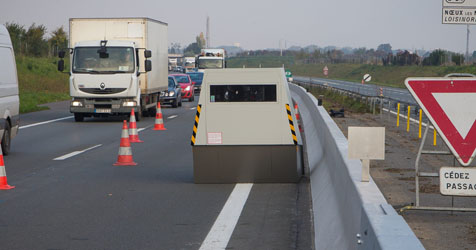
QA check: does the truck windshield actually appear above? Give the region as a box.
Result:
[73,47,135,73]
[198,58,223,69]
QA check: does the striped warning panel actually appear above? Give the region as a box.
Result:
[285,104,298,145]
[191,104,202,146]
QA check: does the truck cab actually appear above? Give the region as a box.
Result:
[196,49,225,72]
[59,40,151,121]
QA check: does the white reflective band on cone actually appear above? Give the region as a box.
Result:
[118,147,133,156]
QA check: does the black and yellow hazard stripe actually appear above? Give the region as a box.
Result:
[191,104,202,146]
[285,104,298,145]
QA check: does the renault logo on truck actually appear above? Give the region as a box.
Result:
[99,82,106,90]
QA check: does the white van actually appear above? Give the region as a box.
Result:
[0,25,20,155]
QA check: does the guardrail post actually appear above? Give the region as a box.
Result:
[397,103,400,127]
[419,109,422,139]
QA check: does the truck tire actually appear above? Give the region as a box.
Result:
[147,107,156,117]
[135,108,142,121]
[190,94,195,102]
[1,121,11,155]
[74,113,84,122]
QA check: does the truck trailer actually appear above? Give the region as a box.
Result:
[58,18,168,121]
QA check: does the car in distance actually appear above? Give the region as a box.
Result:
[0,24,20,155]
[171,74,195,102]
[187,71,204,93]
[160,76,182,108]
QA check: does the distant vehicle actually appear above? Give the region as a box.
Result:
[0,25,20,155]
[160,76,182,108]
[171,74,195,102]
[174,66,183,72]
[58,18,168,122]
[196,48,225,72]
[187,72,204,93]
[183,57,196,73]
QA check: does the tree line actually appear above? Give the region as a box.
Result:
[5,22,68,57]
[236,43,469,67]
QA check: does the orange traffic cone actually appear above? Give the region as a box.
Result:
[153,102,167,131]
[294,103,300,120]
[0,144,14,190]
[114,120,137,166]
[129,109,143,143]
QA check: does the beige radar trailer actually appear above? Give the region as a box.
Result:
[191,68,303,183]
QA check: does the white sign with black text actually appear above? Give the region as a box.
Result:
[440,166,476,196]
[443,0,476,24]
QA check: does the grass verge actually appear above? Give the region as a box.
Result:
[305,84,372,113]
[16,56,70,113]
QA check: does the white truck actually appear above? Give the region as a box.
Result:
[183,56,196,72]
[196,48,225,72]
[58,18,168,122]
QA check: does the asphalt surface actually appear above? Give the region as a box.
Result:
[0,98,312,250]
[293,76,417,105]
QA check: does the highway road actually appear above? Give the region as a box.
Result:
[0,99,311,249]
[293,76,417,105]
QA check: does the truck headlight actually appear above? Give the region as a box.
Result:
[185,86,191,91]
[71,100,83,107]
[122,101,137,107]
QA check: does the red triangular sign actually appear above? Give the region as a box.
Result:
[406,78,476,166]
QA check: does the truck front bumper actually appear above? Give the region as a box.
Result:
[70,99,138,115]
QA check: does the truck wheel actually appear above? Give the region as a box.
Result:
[135,109,142,122]
[191,95,195,102]
[74,113,84,122]
[147,107,157,117]
[1,122,11,155]
[179,98,182,107]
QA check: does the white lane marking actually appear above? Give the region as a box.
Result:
[53,144,102,161]
[167,115,178,119]
[199,183,253,250]
[19,116,74,130]
[137,125,152,133]
[190,107,197,110]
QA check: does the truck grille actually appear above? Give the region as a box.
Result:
[79,88,127,94]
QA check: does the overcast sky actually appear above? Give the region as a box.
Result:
[0,0,474,52]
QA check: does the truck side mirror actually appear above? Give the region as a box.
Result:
[58,59,65,72]
[58,50,66,58]
[145,60,152,72]
[144,50,152,58]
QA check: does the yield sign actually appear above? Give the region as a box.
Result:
[405,78,476,166]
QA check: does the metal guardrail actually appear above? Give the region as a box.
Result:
[289,84,424,250]
[292,77,425,120]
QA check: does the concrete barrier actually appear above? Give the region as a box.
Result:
[289,84,424,250]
